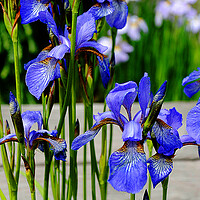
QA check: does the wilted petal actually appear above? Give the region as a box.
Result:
[25,58,60,100]
[0,134,18,144]
[186,103,200,144]
[97,56,110,89]
[153,120,183,156]
[76,13,96,48]
[21,110,43,137]
[20,0,48,24]
[88,2,114,20]
[106,0,128,29]
[106,81,138,122]
[147,154,173,188]
[138,73,151,118]
[122,121,142,141]
[9,92,20,115]
[108,141,147,193]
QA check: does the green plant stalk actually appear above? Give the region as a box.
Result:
[59,80,66,200]
[0,105,17,200]
[99,102,107,200]
[83,105,87,200]
[162,176,169,200]
[130,194,135,200]
[147,140,153,199]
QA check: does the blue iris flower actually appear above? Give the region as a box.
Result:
[88,0,128,29]
[182,67,200,98]
[71,73,183,193]
[0,93,67,161]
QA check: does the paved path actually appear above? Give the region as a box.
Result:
[0,102,200,200]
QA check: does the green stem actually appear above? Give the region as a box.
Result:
[130,194,135,200]
[162,177,169,200]
[83,105,87,200]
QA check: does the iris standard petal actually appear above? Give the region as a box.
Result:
[97,56,110,89]
[186,103,200,144]
[166,107,183,130]
[76,13,96,48]
[147,153,173,188]
[108,141,147,194]
[183,81,200,98]
[21,110,43,136]
[0,134,18,144]
[138,73,151,119]
[106,0,128,29]
[106,81,138,122]
[25,58,60,100]
[122,121,142,142]
[153,119,183,156]
[88,2,114,20]
[20,0,48,24]
[182,67,200,86]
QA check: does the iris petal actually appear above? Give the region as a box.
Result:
[48,44,70,60]
[0,134,18,144]
[21,110,43,137]
[153,119,183,156]
[138,73,151,119]
[20,0,48,24]
[122,121,142,142]
[106,81,138,122]
[182,67,200,86]
[88,2,114,20]
[106,0,128,29]
[108,141,147,194]
[76,13,96,48]
[25,58,60,100]
[186,103,200,144]
[183,81,200,98]
[147,154,173,188]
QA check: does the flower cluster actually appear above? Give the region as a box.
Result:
[72,73,183,193]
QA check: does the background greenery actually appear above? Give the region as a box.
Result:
[1,0,200,104]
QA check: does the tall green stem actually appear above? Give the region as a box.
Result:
[162,177,169,200]
[130,194,135,200]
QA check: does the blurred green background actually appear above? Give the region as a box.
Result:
[1,0,200,104]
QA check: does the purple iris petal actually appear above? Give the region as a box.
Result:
[28,130,44,148]
[21,110,43,137]
[97,56,110,89]
[122,121,142,142]
[180,134,196,145]
[153,81,167,102]
[186,103,200,144]
[78,41,108,54]
[106,0,128,29]
[106,81,138,122]
[25,58,60,100]
[88,2,114,20]
[24,48,50,70]
[147,154,173,188]
[166,107,183,130]
[182,68,200,86]
[183,81,200,98]
[108,141,147,194]
[76,13,96,48]
[38,11,59,38]
[0,134,18,144]
[71,126,101,150]
[20,0,48,24]
[153,120,183,156]
[138,73,151,119]
[48,44,70,60]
